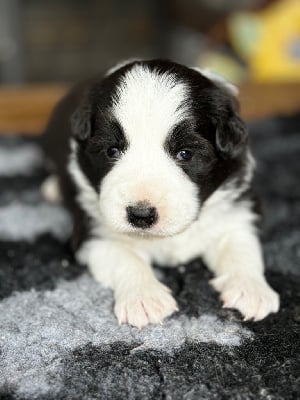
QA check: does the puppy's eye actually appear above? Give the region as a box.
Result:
[176,150,193,161]
[106,146,121,159]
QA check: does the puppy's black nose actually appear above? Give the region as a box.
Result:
[126,203,158,229]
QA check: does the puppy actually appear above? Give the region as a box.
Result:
[41,59,279,328]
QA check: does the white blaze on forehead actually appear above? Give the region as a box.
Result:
[96,65,199,236]
[113,65,189,144]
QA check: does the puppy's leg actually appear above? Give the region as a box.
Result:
[41,175,62,203]
[77,239,178,328]
[203,229,279,321]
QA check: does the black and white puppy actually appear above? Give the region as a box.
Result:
[42,59,279,328]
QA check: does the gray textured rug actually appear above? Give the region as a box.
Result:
[0,115,299,399]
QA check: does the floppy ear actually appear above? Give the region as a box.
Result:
[216,114,248,159]
[70,103,91,141]
[194,67,247,159]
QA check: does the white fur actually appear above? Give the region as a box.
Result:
[101,66,198,237]
[77,239,178,329]
[70,64,279,327]
[41,175,62,203]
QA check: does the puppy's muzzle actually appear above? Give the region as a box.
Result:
[126,202,158,229]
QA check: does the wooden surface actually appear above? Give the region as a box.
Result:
[0,82,299,135]
[0,84,69,135]
[239,83,300,121]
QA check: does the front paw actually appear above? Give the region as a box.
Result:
[114,281,178,329]
[210,274,280,321]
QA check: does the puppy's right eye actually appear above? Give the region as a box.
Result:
[106,146,121,159]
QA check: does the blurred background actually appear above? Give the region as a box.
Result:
[0,0,300,133]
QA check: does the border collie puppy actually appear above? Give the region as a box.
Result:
[42,59,279,328]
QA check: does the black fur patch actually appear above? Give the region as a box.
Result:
[76,117,128,193]
[147,60,249,202]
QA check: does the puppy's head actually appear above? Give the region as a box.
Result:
[70,60,248,237]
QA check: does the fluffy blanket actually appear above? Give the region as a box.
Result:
[0,115,299,400]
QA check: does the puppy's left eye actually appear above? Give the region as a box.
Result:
[106,146,121,159]
[176,150,194,161]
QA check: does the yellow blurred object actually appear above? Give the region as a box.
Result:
[229,0,300,82]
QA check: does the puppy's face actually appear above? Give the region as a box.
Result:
[71,60,248,237]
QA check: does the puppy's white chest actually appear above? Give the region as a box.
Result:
[134,196,245,268]
[135,220,210,267]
